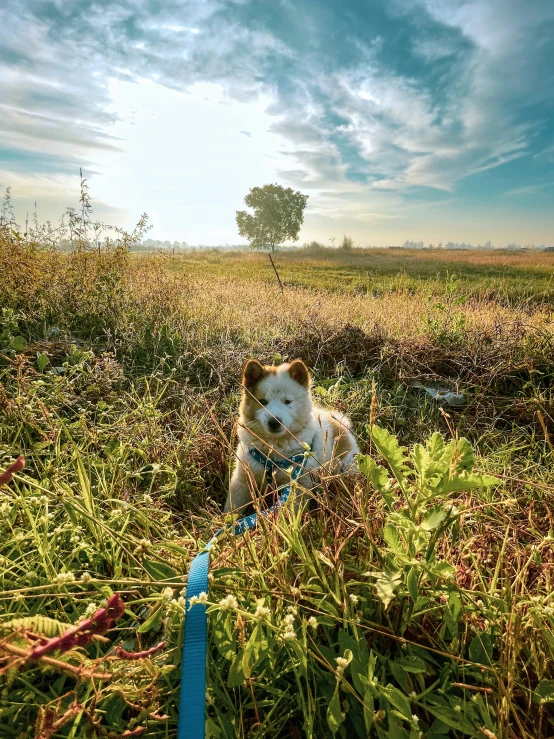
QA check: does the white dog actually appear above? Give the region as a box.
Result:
[225,359,359,513]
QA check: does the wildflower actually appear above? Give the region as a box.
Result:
[219,594,238,611]
[169,597,186,613]
[254,602,271,621]
[454,705,461,712]
[55,572,76,584]
[189,592,208,607]
[286,605,297,614]
[143,494,153,505]
[161,587,174,602]
[282,628,296,641]
[283,613,295,626]
[544,606,553,616]
[410,691,417,698]
[133,538,151,555]
[80,572,92,583]
[349,594,359,605]
[336,656,349,675]
[291,587,301,596]
[83,602,99,619]
[308,616,318,630]
[412,714,419,724]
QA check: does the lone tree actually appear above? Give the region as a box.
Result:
[236,184,308,251]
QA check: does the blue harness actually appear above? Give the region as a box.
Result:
[177,443,312,739]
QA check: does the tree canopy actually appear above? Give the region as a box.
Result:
[236,184,308,251]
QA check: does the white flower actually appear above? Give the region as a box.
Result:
[143,494,153,505]
[282,628,296,641]
[219,595,238,611]
[308,616,318,630]
[454,705,461,712]
[349,594,359,605]
[189,592,208,607]
[283,614,295,626]
[412,714,419,723]
[161,587,174,602]
[410,691,417,698]
[291,587,301,596]
[169,597,186,613]
[55,572,76,584]
[83,602,98,618]
[80,572,92,583]
[254,603,271,621]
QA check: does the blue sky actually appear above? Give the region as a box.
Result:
[1,0,553,245]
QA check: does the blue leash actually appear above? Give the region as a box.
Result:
[177,445,312,739]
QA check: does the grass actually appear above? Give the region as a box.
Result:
[1,203,554,738]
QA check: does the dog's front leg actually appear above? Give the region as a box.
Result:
[225,460,254,513]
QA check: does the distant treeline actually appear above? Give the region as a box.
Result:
[52,238,554,253]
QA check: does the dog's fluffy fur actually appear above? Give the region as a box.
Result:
[225,359,359,513]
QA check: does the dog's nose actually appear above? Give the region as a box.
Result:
[268,417,282,432]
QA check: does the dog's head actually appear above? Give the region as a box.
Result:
[240,359,312,439]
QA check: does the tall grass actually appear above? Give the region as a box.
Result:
[1,193,553,737]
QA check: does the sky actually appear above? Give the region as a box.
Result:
[1,0,554,247]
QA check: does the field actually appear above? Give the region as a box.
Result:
[1,226,554,738]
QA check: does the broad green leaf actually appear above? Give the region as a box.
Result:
[383,523,403,553]
[533,679,554,703]
[424,705,476,734]
[420,506,448,531]
[407,567,419,602]
[9,335,26,351]
[396,654,427,673]
[370,426,411,492]
[363,688,375,733]
[468,631,493,666]
[327,681,344,734]
[448,591,462,620]
[444,472,501,492]
[426,432,445,461]
[137,605,162,634]
[212,612,235,661]
[430,560,456,580]
[227,650,246,688]
[142,559,180,581]
[357,454,394,509]
[381,684,412,719]
[36,352,50,371]
[373,569,402,609]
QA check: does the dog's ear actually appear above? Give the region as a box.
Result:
[242,359,266,389]
[288,359,310,387]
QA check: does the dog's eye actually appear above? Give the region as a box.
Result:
[259,398,268,406]
[284,399,292,405]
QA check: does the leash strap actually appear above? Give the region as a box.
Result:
[177,446,311,739]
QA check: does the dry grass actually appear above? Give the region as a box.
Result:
[1,219,554,737]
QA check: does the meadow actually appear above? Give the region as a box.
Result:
[1,211,554,738]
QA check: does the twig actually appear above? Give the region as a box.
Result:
[268,253,284,291]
